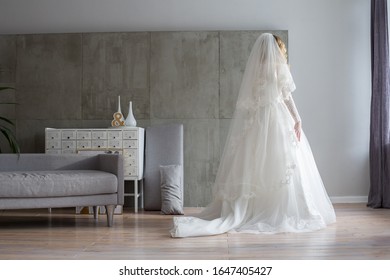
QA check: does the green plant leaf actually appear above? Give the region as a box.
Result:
[0,116,15,126]
[0,126,20,153]
[0,124,19,152]
[0,86,19,153]
[0,86,16,105]
[0,86,15,91]
[0,102,16,105]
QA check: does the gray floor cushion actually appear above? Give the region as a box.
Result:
[160,164,184,215]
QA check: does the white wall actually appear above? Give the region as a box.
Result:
[0,0,371,200]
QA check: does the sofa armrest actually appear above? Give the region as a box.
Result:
[98,154,124,205]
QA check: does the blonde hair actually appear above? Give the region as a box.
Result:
[273,34,287,60]
[273,35,284,49]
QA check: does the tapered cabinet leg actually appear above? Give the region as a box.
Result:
[93,206,98,220]
[134,180,138,213]
[105,205,115,227]
[140,179,144,210]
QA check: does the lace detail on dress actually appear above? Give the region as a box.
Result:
[252,78,267,107]
[213,187,256,201]
[170,216,196,237]
[277,64,296,99]
[280,163,296,186]
[251,81,284,108]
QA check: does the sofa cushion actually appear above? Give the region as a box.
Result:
[0,170,117,198]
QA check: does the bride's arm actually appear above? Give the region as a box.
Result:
[284,96,302,141]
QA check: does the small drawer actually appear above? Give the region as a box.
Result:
[46,130,61,140]
[108,139,122,149]
[91,140,107,149]
[124,158,137,167]
[123,130,138,140]
[62,140,76,149]
[108,130,122,140]
[77,140,92,149]
[92,131,107,140]
[124,166,138,177]
[123,148,137,159]
[62,130,76,140]
[46,140,61,149]
[123,140,137,148]
[77,130,91,140]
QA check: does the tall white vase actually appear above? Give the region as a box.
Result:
[118,96,125,121]
[111,95,125,127]
[125,101,137,127]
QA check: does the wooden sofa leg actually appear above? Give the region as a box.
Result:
[93,206,98,220]
[105,205,115,227]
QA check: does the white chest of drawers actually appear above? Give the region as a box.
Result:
[45,127,145,212]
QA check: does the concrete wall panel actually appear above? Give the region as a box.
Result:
[151,32,219,119]
[0,36,17,124]
[16,34,82,120]
[0,35,16,84]
[82,32,150,120]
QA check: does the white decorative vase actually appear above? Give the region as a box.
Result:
[125,101,137,127]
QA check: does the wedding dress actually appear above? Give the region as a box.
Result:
[171,33,336,237]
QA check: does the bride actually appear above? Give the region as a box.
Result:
[171,33,336,237]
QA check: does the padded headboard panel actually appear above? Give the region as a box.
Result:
[143,123,184,210]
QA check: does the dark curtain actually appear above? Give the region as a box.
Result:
[368,0,390,208]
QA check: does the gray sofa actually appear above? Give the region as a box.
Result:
[0,153,124,226]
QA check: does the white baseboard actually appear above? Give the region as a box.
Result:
[330,196,368,204]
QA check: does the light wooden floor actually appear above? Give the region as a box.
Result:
[0,203,389,260]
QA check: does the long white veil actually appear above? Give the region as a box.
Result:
[212,33,295,201]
